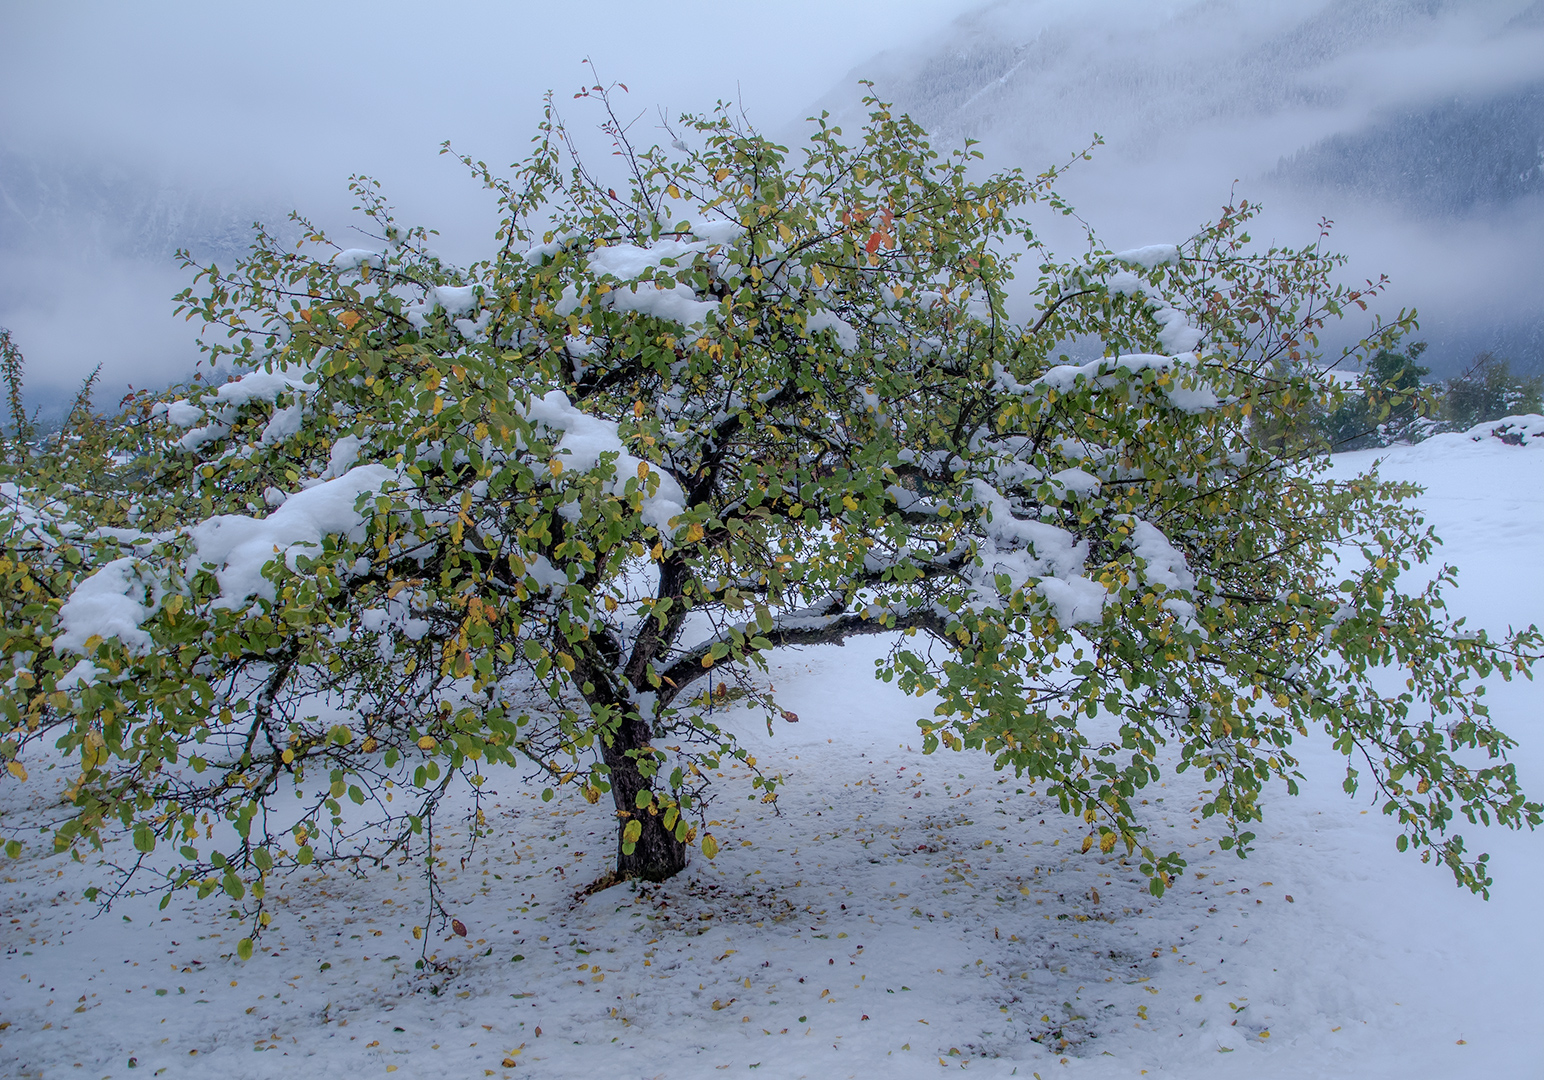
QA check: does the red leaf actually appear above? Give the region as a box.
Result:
[451,919,468,937]
[866,231,882,255]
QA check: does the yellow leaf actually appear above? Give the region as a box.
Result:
[701,834,719,859]
[6,761,27,781]
[550,459,564,475]
[280,749,294,765]
[1080,834,1094,853]
[637,461,650,479]
[417,735,438,751]
[811,266,825,287]
[667,184,680,199]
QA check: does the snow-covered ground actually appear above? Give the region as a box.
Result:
[3,424,1541,1080]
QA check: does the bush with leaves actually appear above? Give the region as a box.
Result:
[0,90,1538,954]
[1439,352,1544,430]
[1319,342,1433,451]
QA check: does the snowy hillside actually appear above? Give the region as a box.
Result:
[2,423,1540,1078]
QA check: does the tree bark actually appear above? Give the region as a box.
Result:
[599,707,687,881]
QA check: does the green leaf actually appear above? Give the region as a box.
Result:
[237,938,254,961]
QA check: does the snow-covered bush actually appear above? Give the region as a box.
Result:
[1,90,1538,953]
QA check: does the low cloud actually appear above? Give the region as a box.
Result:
[812,0,1544,373]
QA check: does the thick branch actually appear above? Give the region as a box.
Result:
[658,605,948,706]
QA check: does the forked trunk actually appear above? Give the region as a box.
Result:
[600,708,687,881]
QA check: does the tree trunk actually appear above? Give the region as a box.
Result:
[600,708,687,881]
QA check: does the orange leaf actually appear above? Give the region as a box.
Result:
[866,231,883,255]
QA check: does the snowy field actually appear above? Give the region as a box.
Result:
[3,423,1541,1080]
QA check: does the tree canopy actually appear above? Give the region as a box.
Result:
[1,89,1537,955]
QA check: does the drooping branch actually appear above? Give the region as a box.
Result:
[657,604,949,707]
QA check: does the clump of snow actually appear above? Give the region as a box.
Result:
[259,403,304,446]
[188,465,397,608]
[332,249,384,272]
[157,370,311,452]
[1113,244,1179,268]
[523,392,686,535]
[968,479,1107,624]
[325,435,363,478]
[807,309,859,352]
[606,280,720,328]
[432,285,479,317]
[1108,269,1146,296]
[1152,306,1203,356]
[589,237,704,279]
[1032,352,1176,394]
[1047,467,1101,497]
[156,400,205,428]
[53,557,154,655]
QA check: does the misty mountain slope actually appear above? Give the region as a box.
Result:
[1272,80,1544,215]
[0,146,288,266]
[0,147,297,410]
[816,0,1511,167]
[809,0,1544,377]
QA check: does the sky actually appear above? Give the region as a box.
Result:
[2,0,1542,403]
[0,0,983,403]
[3,1,984,231]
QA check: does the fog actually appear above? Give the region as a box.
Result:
[0,0,981,406]
[3,0,1541,409]
[813,0,1544,377]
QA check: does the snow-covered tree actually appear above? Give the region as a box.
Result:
[2,90,1538,952]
